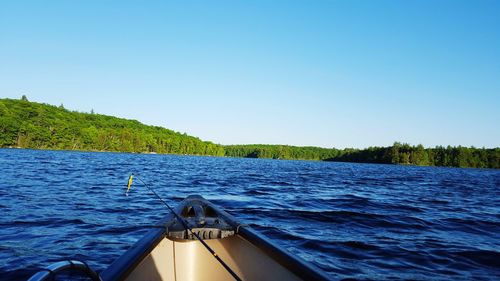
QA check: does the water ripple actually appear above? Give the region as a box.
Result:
[0,149,499,280]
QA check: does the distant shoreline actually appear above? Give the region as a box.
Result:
[1,98,498,169]
[2,146,499,171]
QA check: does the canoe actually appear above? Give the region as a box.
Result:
[29,195,331,281]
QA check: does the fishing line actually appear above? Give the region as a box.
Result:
[126,174,242,281]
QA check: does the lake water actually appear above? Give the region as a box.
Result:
[0,149,499,280]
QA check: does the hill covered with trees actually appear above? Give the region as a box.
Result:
[1,97,498,169]
[0,98,224,156]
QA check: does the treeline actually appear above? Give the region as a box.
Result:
[1,97,498,169]
[224,144,339,160]
[224,143,499,169]
[0,98,224,156]
[330,143,499,169]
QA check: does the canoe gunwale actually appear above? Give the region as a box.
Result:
[100,195,331,281]
[100,214,174,281]
[202,198,331,281]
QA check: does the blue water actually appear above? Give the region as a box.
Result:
[0,149,499,280]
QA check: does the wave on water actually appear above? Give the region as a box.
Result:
[0,149,499,280]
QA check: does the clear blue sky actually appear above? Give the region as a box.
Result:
[1,1,499,148]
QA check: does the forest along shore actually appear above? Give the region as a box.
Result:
[1,98,498,169]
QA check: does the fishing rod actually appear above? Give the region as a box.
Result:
[126,174,242,281]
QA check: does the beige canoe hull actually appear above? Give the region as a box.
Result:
[100,195,330,281]
[126,235,301,281]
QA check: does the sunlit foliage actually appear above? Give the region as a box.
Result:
[0,98,224,156]
[1,98,497,169]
